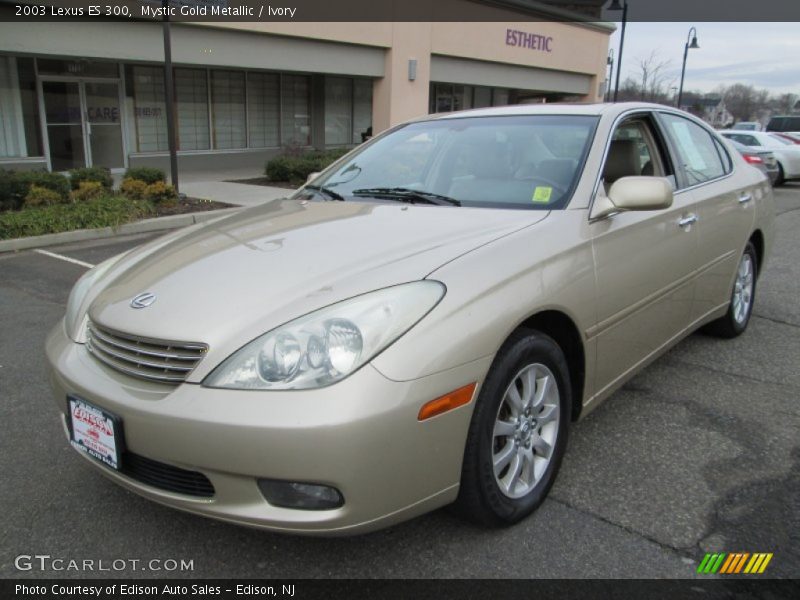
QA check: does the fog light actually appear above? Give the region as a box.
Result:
[257,479,344,510]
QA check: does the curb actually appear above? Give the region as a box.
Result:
[0,207,242,254]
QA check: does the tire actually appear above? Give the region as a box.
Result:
[453,330,571,527]
[704,241,758,338]
[775,163,785,186]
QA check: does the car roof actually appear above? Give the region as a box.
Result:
[421,101,679,122]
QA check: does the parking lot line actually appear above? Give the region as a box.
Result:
[33,249,95,269]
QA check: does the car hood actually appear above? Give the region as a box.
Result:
[89,199,547,378]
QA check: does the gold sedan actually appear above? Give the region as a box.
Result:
[47,103,774,534]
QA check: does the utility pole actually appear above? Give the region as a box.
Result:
[162,0,179,193]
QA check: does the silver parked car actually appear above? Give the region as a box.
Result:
[47,103,774,535]
[728,139,780,185]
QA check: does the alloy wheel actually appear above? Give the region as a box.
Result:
[492,363,560,499]
[732,253,754,325]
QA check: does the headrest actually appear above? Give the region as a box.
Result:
[604,139,641,184]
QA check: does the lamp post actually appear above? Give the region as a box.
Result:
[605,49,614,102]
[676,27,700,109]
[162,0,179,193]
[607,0,628,102]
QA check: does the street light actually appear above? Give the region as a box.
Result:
[605,49,615,102]
[607,0,628,102]
[676,27,700,109]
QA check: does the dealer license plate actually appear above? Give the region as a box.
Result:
[67,396,122,470]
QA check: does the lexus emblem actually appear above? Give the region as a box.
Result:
[130,292,156,309]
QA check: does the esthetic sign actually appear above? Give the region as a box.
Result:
[505,29,553,53]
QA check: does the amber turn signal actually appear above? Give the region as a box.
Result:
[418,383,477,421]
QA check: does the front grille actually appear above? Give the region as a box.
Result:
[86,322,207,385]
[121,451,215,498]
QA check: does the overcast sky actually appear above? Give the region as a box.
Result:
[607,22,800,97]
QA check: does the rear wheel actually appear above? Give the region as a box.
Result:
[775,163,785,186]
[453,330,570,527]
[704,241,757,338]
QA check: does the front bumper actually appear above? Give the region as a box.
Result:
[46,321,490,535]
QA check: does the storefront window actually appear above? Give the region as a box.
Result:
[473,86,492,108]
[175,68,210,151]
[431,84,454,113]
[325,76,352,146]
[492,89,510,106]
[126,65,168,153]
[281,74,310,147]
[324,76,373,146]
[211,70,246,149]
[430,84,515,114]
[453,85,473,111]
[247,72,279,148]
[0,56,42,158]
[353,79,372,144]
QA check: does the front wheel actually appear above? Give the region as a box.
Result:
[453,330,570,527]
[704,241,758,338]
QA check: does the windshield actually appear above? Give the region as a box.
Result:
[297,115,599,210]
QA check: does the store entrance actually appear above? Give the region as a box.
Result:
[41,79,125,171]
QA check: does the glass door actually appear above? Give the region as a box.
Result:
[84,82,124,169]
[41,79,125,171]
[42,81,86,170]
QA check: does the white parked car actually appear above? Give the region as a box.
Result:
[719,130,800,185]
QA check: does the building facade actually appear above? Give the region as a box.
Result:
[0,1,613,174]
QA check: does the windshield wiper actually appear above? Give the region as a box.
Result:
[351,187,461,207]
[305,184,345,201]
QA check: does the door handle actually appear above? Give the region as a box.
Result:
[678,214,698,228]
[738,193,753,204]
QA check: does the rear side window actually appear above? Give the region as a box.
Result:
[660,113,726,187]
[725,133,759,146]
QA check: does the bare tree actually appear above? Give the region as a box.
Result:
[772,93,799,114]
[721,84,759,122]
[636,51,674,103]
[610,51,675,104]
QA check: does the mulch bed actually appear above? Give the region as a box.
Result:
[226,177,298,190]
[153,196,235,217]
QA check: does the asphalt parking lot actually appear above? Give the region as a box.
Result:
[1,185,798,579]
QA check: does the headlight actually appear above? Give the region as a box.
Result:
[204,281,445,390]
[64,253,127,342]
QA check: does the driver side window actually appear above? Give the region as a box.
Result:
[602,117,672,192]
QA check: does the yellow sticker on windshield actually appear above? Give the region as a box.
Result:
[532,186,552,203]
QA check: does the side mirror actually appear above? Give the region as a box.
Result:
[591,176,673,220]
[306,172,320,184]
